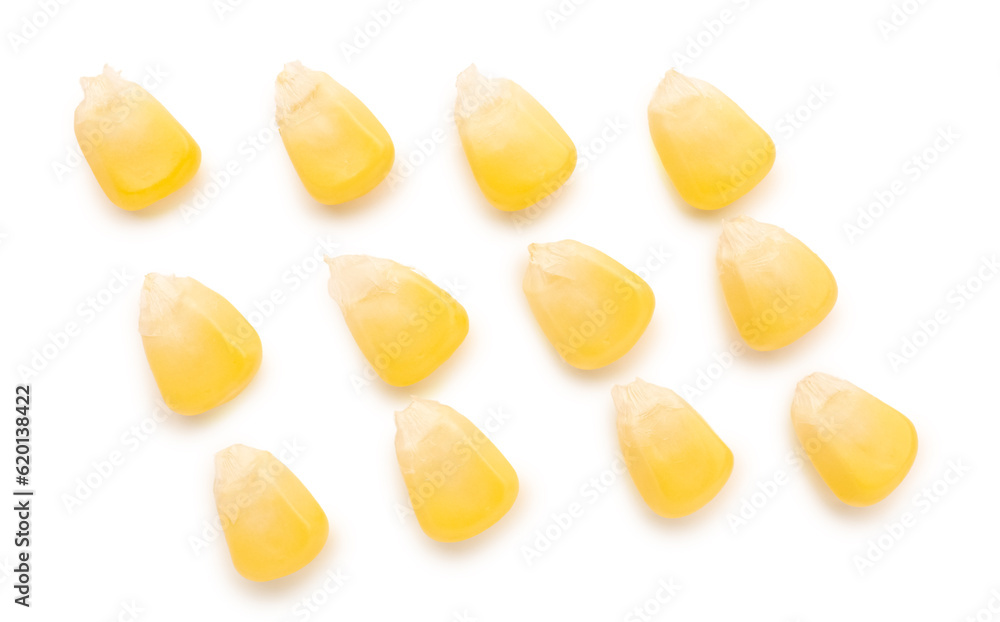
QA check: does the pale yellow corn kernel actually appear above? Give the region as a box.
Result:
[613,379,733,518]
[395,399,518,542]
[523,240,654,370]
[325,255,468,386]
[717,216,837,351]
[139,274,261,416]
[648,69,774,210]
[75,65,201,211]
[792,373,918,507]
[214,444,329,581]
[276,61,394,205]
[455,65,577,211]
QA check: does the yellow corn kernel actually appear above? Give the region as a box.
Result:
[792,373,918,507]
[395,399,518,542]
[613,379,733,518]
[276,61,394,205]
[214,444,328,581]
[717,216,837,351]
[648,69,774,210]
[455,65,577,211]
[139,274,261,416]
[523,240,654,370]
[74,66,200,211]
[325,255,468,386]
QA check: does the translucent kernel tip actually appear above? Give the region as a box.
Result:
[78,65,139,116]
[612,378,687,421]
[793,372,853,417]
[455,64,508,120]
[214,444,265,492]
[650,69,707,110]
[527,240,576,270]
[394,399,447,451]
[324,254,401,308]
[139,273,184,336]
[718,216,783,260]
[276,60,321,123]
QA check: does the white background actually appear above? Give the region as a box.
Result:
[2,0,999,619]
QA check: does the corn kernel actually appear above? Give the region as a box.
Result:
[214,444,328,581]
[276,61,394,205]
[325,255,468,386]
[613,379,733,518]
[717,216,837,351]
[792,373,918,507]
[75,66,201,211]
[139,274,261,416]
[455,65,576,211]
[395,399,518,542]
[523,240,654,370]
[648,69,774,210]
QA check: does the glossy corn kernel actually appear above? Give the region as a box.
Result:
[74,66,200,211]
[139,274,261,415]
[455,65,576,211]
[523,240,654,370]
[792,373,918,507]
[648,69,774,210]
[717,216,837,351]
[613,379,733,518]
[276,61,394,205]
[395,399,518,542]
[325,255,468,386]
[214,444,328,581]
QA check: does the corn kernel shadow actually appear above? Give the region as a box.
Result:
[98,169,209,221]
[363,326,478,406]
[648,144,782,220]
[227,532,339,597]
[296,168,399,220]
[783,424,914,523]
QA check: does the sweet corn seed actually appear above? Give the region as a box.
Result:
[139,274,261,416]
[75,65,201,210]
[395,399,518,542]
[648,69,775,210]
[455,65,577,211]
[792,373,918,507]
